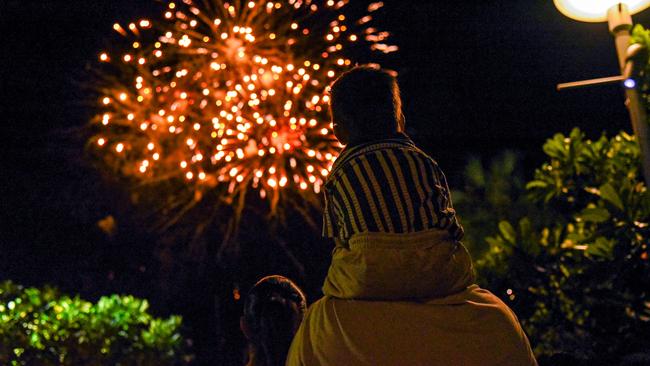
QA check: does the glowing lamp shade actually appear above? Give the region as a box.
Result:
[554,0,650,22]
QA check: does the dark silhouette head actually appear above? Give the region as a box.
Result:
[329,64,404,145]
[240,275,307,366]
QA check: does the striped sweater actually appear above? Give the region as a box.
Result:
[322,134,464,242]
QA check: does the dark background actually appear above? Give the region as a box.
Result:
[3,0,650,364]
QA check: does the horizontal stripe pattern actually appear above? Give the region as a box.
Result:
[323,138,464,242]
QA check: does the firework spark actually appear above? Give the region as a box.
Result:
[91,0,396,240]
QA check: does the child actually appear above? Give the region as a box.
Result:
[240,275,306,366]
[321,65,474,299]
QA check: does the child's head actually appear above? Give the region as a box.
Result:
[329,64,404,145]
[240,275,307,366]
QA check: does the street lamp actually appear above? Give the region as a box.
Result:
[554,0,650,184]
[554,0,650,22]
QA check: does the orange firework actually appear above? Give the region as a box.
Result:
[91,0,396,241]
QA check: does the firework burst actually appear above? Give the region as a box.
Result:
[91,0,396,243]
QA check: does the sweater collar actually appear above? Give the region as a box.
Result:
[327,132,415,184]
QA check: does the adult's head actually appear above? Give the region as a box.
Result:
[329,64,404,145]
[241,275,307,366]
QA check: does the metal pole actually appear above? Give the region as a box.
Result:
[557,75,625,91]
[608,3,650,184]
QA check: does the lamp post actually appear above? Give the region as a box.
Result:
[554,0,650,184]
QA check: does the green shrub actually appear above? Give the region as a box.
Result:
[452,151,540,258]
[477,129,650,360]
[0,281,188,366]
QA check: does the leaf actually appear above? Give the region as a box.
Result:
[498,221,517,246]
[518,218,540,256]
[578,207,611,223]
[559,264,571,278]
[464,157,486,187]
[642,189,650,212]
[599,183,624,211]
[519,217,532,238]
[525,180,548,190]
[543,135,567,159]
[485,236,503,249]
[586,237,616,261]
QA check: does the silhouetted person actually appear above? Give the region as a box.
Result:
[321,64,471,299]
[240,275,306,366]
[287,65,537,365]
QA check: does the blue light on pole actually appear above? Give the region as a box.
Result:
[554,0,650,184]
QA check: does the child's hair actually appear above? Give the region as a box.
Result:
[329,64,404,137]
[242,275,307,366]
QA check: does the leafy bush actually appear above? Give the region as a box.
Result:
[453,151,540,258]
[632,24,650,106]
[477,129,650,361]
[0,281,188,366]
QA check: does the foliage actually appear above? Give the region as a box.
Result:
[631,24,650,111]
[0,281,188,366]
[452,151,539,258]
[477,129,650,360]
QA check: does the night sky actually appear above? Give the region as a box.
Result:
[3,0,650,363]
[5,1,650,170]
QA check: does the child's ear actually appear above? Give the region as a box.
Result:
[240,316,252,340]
[333,122,350,145]
[331,104,355,145]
